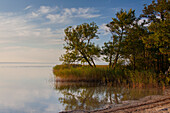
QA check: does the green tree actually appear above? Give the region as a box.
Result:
[141,0,170,22]
[60,22,100,67]
[102,41,115,68]
[122,21,148,70]
[105,9,136,68]
[141,0,170,72]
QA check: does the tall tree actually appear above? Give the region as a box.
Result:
[102,41,115,68]
[141,0,170,22]
[122,20,148,70]
[141,0,170,72]
[60,22,100,67]
[106,9,136,68]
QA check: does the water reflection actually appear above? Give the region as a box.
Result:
[55,82,163,111]
[0,64,163,113]
[0,65,64,113]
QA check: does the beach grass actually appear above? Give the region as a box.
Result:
[53,64,170,87]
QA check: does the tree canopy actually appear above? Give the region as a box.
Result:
[141,0,170,72]
[60,22,100,67]
[104,9,136,68]
[60,0,169,73]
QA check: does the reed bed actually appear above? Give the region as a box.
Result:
[53,65,170,87]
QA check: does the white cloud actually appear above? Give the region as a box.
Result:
[137,18,150,26]
[26,6,100,24]
[99,23,110,36]
[29,6,58,18]
[76,13,100,18]
[31,12,39,18]
[0,5,101,62]
[0,12,65,62]
[46,14,71,24]
[24,5,32,10]
[0,13,64,45]
[39,6,51,14]
[46,7,101,24]
[38,6,57,14]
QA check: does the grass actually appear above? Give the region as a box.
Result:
[53,65,105,82]
[53,64,170,87]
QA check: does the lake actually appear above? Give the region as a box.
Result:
[0,63,163,113]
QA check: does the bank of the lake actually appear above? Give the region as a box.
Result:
[53,65,170,88]
[60,87,170,113]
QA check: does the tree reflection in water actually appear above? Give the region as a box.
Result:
[55,82,162,111]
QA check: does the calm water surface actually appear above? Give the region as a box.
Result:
[0,63,163,113]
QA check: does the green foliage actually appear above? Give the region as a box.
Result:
[60,22,100,67]
[103,9,136,68]
[56,0,170,87]
[141,0,170,22]
[102,41,115,67]
[122,20,148,70]
[53,65,105,82]
[141,0,170,73]
[53,65,169,87]
[143,20,170,54]
[141,0,170,54]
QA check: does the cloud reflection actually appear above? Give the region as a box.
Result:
[0,67,64,113]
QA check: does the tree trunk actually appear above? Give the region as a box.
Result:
[161,12,164,21]
[109,90,113,104]
[90,57,96,67]
[114,93,119,104]
[112,53,119,68]
[161,54,164,73]
[165,54,169,71]
[84,56,93,67]
[112,30,123,68]
[143,46,147,70]
[110,36,115,68]
[133,56,136,71]
[79,50,93,67]
[109,57,112,68]
[157,53,161,73]
[109,53,112,68]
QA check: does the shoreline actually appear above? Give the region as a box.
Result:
[53,65,169,88]
[60,87,170,113]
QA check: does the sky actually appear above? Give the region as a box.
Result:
[0,0,153,64]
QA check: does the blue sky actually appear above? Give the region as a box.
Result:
[0,0,152,63]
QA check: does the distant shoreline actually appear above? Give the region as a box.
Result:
[0,62,55,64]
